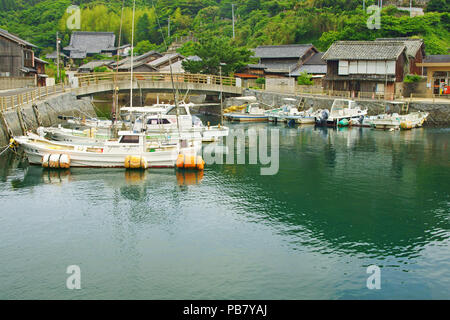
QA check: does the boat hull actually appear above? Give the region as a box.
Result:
[16,137,182,168]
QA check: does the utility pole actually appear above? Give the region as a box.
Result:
[231,4,236,39]
[363,0,365,12]
[56,32,60,83]
[168,16,171,38]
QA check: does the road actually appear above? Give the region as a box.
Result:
[0,87,36,97]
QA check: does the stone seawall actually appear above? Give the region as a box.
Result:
[230,90,450,127]
[0,93,96,146]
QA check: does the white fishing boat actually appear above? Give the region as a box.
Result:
[315,99,367,127]
[371,111,429,130]
[41,125,204,151]
[224,103,268,122]
[133,104,229,142]
[284,108,323,125]
[13,131,200,168]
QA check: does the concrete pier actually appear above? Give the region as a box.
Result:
[236,89,450,126]
[0,93,96,146]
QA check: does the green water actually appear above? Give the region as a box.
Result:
[0,122,449,299]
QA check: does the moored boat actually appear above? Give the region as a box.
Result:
[224,103,268,122]
[14,131,200,169]
[315,99,367,127]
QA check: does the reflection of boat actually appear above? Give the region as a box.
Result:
[176,170,204,186]
[315,99,367,127]
[225,103,268,122]
[14,131,198,168]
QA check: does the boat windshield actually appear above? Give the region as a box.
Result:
[333,100,349,109]
[166,106,188,115]
[120,135,140,144]
[147,118,171,125]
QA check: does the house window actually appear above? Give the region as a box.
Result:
[349,61,358,74]
[367,61,376,74]
[357,61,367,74]
[376,61,386,75]
[376,83,384,93]
[338,60,349,75]
[386,61,396,74]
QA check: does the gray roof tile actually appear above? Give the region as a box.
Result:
[254,44,314,59]
[322,41,406,61]
[375,38,423,58]
[64,31,116,55]
[423,55,450,63]
[0,28,37,48]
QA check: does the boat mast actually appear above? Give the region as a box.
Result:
[112,0,126,123]
[130,0,136,109]
[149,0,181,134]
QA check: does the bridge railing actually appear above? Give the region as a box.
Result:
[0,83,68,112]
[75,72,237,88]
[0,72,238,112]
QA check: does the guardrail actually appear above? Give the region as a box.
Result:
[0,72,238,112]
[0,83,69,112]
[76,72,237,88]
[255,85,449,103]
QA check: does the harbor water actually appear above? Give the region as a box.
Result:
[0,120,449,299]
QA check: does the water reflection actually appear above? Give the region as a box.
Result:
[1,125,449,263]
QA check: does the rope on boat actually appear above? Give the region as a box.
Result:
[0,140,16,156]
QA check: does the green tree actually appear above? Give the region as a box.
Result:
[134,40,158,55]
[426,0,450,13]
[136,13,151,43]
[182,35,253,75]
[297,72,313,85]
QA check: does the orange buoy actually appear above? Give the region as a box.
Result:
[124,156,148,169]
[176,154,205,170]
[42,154,70,169]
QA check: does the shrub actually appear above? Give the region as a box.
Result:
[404,74,423,83]
[256,77,266,85]
[297,72,313,85]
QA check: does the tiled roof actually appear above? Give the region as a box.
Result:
[423,55,450,63]
[322,41,406,61]
[375,38,423,58]
[78,60,114,71]
[70,50,87,59]
[291,64,327,76]
[304,52,326,65]
[118,60,157,71]
[263,61,298,72]
[148,53,184,68]
[0,28,37,48]
[254,44,314,59]
[110,51,163,68]
[64,32,116,55]
[34,57,49,64]
[136,50,162,62]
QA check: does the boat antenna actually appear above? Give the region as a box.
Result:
[130,0,136,109]
[150,0,181,134]
[112,0,126,123]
